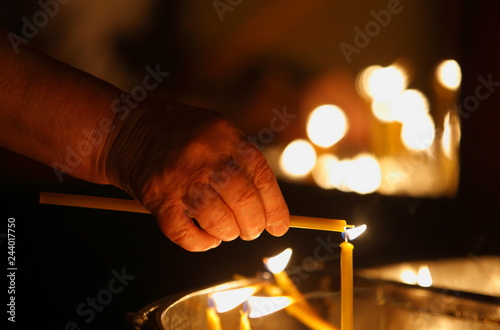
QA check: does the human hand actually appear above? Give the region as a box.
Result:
[104,98,290,251]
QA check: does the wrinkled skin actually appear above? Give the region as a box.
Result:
[105,99,290,251]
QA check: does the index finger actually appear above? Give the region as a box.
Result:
[233,140,290,236]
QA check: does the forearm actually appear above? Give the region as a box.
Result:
[0,28,122,184]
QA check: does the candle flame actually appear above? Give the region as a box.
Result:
[344,224,367,241]
[210,286,260,313]
[417,265,433,287]
[263,248,292,274]
[400,269,418,284]
[246,296,294,318]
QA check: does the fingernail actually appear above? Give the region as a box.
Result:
[208,240,222,250]
[267,220,288,236]
[241,231,261,241]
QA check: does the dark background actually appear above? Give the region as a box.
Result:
[1,1,499,329]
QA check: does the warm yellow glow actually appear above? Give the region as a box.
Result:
[329,159,349,192]
[347,154,382,194]
[393,89,430,124]
[436,59,462,90]
[264,248,292,274]
[401,113,436,151]
[356,65,382,100]
[211,286,260,313]
[331,154,381,194]
[366,65,407,101]
[441,111,461,159]
[306,105,349,148]
[246,296,294,318]
[344,224,367,240]
[312,154,338,189]
[371,99,397,122]
[400,269,418,284]
[279,139,317,178]
[417,266,433,287]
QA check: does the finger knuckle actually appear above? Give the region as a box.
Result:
[253,159,274,188]
[202,210,231,232]
[232,187,260,207]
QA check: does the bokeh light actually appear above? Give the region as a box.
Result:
[328,154,381,194]
[436,59,462,90]
[306,105,348,148]
[441,111,461,159]
[365,65,407,101]
[401,112,436,150]
[312,153,338,189]
[345,154,382,194]
[392,89,430,124]
[279,139,317,178]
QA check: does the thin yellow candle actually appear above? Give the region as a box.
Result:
[263,249,313,313]
[206,298,222,330]
[340,240,354,330]
[264,249,338,330]
[239,308,251,330]
[290,216,350,232]
[39,192,351,233]
[285,303,339,330]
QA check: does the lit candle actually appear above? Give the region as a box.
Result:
[264,249,338,330]
[247,295,338,330]
[263,249,312,311]
[206,297,222,330]
[340,240,354,330]
[240,303,251,330]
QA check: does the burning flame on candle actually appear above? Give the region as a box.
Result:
[344,224,367,241]
[246,296,295,318]
[263,248,292,274]
[417,265,433,287]
[279,140,317,178]
[398,265,433,287]
[210,286,261,313]
[436,59,462,90]
[306,104,348,148]
[399,265,433,287]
